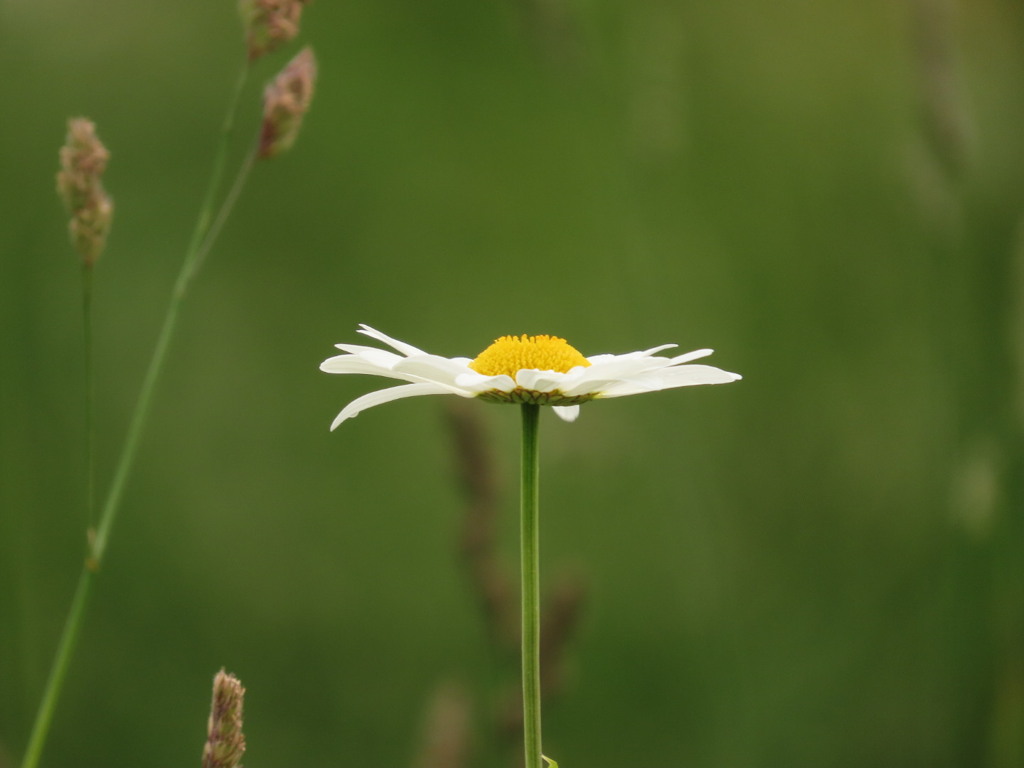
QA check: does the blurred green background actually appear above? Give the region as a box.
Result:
[3,1,1024,766]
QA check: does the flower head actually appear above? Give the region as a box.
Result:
[320,325,741,429]
[202,669,246,768]
[259,46,317,159]
[56,117,113,266]
[239,0,310,61]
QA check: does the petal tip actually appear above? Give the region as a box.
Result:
[553,404,581,422]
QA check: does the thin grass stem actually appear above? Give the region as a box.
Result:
[18,570,93,768]
[19,58,252,768]
[190,139,259,279]
[82,263,95,532]
[178,62,252,295]
[91,59,250,565]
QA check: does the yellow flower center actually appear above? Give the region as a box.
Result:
[469,334,590,378]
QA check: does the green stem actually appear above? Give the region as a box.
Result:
[19,59,252,768]
[82,264,95,532]
[520,403,542,768]
[18,571,93,768]
[177,62,252,296]
[189,139,258,279]
[92,59,250,565]
[21,264,99,768]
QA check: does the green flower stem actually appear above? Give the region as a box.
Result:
[520,403,543,768]
[19,60,252,768]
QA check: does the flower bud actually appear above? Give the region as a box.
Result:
[56,118,113,267]
[239,0,310,61]
[201,669,246,768]
[259,46,317,159]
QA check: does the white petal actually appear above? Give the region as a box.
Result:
[599,364,741,398]
[454,371,517,393]
[584,354,676,376]
[331,344,411,369]
[553,405,580,422]
[330,382,456,429]
[669,348,714,364]
[655,364,742,387]
[638,343,679,356]
[561,349,726,396]
[321,349,480,395]
[560,359,674,396]
[356,325,427,357]
[320,349,404,374]
[392,355,474,385]
[585,345,676,365]
[515,368,570,391]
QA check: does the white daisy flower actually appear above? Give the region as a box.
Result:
[320,324,742,429]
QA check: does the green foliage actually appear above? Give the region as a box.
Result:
[2,1,1023,767]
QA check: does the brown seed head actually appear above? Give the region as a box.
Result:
[259,46,318,159]
[239,0,311,61]
[202,669,246,768]
[56,118,113,267]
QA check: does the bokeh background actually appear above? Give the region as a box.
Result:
[2,1,1024,766]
